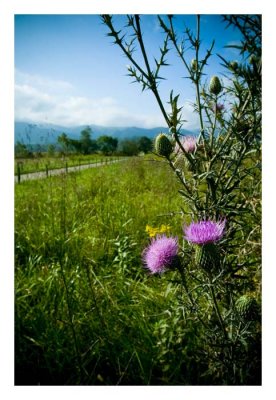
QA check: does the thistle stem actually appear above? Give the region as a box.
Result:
[195,15,206,154]
[207,272,228,340]
[176,264,209,330]
[134,15,171,127]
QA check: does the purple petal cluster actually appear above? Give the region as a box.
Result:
[143,235,178,274]
[184,220,226,245]
[175,136,197,154]
[213,103,225,113]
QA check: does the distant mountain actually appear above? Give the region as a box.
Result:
[14,121,197,146]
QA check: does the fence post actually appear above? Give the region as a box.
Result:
[65,161,68,173]
[17,162,21,184]
[45,164,48,178]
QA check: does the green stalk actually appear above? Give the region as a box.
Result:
[168,159,196,203]
[176,263,209,330]
[209,96,218,154]
[207,272,228,340]
[134,15,171,127]
[195,15,206,152]
[58,175,84,381]
[59,259,84,380]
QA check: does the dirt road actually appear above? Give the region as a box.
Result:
[14,158,127,183]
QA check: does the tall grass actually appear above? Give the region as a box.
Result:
[15,157,199,385]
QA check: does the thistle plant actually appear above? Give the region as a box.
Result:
[102,14,261,384]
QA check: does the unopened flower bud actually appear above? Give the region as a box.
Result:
[191,59,197,71]
[235,295,258,321]
[230,61,238,70]
[209,76,222,96]
[154,133,173,157]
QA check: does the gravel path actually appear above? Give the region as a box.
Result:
[15,158,127,183]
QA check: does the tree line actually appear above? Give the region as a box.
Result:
[15,126,153,158]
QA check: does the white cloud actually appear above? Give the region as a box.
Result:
[180,101,200,131]
[15,70,197,129]
[15,69,74,93]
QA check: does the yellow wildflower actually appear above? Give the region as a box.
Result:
[145,224,171,238]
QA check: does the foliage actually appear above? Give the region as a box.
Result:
[47,144,56,157]
[101,14,261,384]
[15,141,33,158]
[57,132,70,154]
[80,127,97,154]
[97,135,118,155]
[137,136,153,154]
[119,139,139,156]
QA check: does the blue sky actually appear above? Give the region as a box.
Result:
[15,14,243,129]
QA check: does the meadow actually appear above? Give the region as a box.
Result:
[15,157,187,385]
[15,155,261,385]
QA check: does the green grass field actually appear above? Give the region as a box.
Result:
[15,157,195,385]
[14,156,261,385]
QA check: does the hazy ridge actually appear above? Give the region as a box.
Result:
[15,121,197,145]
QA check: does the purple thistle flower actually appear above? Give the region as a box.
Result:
[142,235,178,274]
[213,103,225,113]
[183,219,226,245]
[175,136,197,154]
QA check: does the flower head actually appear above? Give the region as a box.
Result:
[175,136,197,154]
[142,235,178,274]
[213,103,225,113]
[154,133,173,157]
[209,76,222,95]
[183,219,226,245]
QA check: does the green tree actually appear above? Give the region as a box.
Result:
[97,135,118,155]
[80,126,97,154]
[15,141,32,158]
[137,136,153,153]
[57,133,70,154]
[47,144,56,157]
[120,139,139,156]
[68,138,82,153]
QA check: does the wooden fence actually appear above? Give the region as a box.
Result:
[15,157,124,183]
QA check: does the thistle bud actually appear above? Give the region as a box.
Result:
[230,61,238,70]
[209,76,222,96]
[195,243,220,271]
[235,295,258,321]
[191,59,197,71]
[154,133,173,157]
